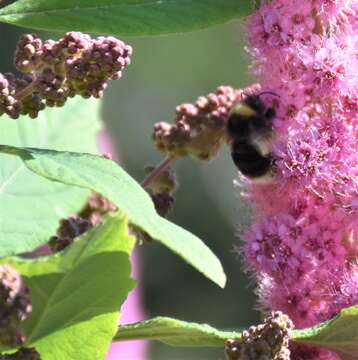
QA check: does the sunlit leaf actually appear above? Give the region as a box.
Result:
[1,212,135,359]
[0,145,226,288]
[0,0,253,36]
[0,98,101,258]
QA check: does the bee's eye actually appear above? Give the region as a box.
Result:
[265,108,276,119]
[253,99,261,107]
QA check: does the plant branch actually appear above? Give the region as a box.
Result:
[141,154,176,189]
[14,79,37,100]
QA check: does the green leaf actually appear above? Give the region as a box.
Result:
[0,0,253,36]
[0,146,226,288]
[2,212,135,359]
[0,98,101,258]
[115,306,358,357]
[293,304,358,360]
[114,317,241,347]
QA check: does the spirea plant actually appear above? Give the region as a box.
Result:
[0,1,356,359]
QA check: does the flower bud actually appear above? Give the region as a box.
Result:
[48,216,91,253]
[151,192,175,217]
[15,34,43,73]
[0,265,32,347]
[226,312,293,360]
[144,165,177,194]
[0,347,41,360]
[7,32,133,119]
[152,85,242,160]
[79,192,117,226]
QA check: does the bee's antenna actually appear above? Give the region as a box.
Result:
[258,91,280,98]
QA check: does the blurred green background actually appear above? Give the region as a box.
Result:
[0,19,260,359]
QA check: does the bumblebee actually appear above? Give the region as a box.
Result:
[227,92,278,180]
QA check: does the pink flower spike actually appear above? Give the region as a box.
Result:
[240,1,358,357]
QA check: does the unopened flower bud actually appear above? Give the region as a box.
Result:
[152,85,242,160]
[144,165,177,194]
[35,68,68,107]
[225,339,241,360]
[227,312,293,360]
[152,121,190,156]
[48,216,91,252]
[0,347,41,360]
[65,34,132,98]
[79,192,117,226]
[15,34,43,73]
[7,31,133,119]
[0,73,20,118]
[151,192,175,217]
[0,265,32,347]
[143,162,178,217]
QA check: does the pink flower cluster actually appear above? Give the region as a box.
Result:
[242,1,357,358]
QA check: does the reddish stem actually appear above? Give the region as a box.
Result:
[14,80,37,100]
[141,154,176,189]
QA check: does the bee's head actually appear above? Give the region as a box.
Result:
[242,92,279,114]
[243,95,265,113]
